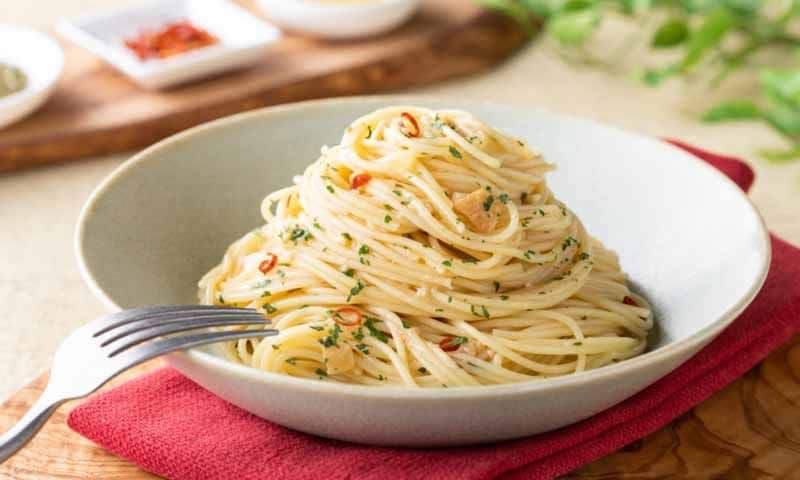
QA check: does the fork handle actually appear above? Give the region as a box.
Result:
[0,389,64,463]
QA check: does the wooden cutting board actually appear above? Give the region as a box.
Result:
[0,0,530,173]
[3,335,800,478]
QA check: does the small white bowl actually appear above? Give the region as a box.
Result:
[0,25,63,130]
[256,0,419,39]
[76,96,770,447]
[58,0,282,90]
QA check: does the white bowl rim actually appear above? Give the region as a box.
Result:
[75,94,772,400]
[262,0,414,10]
[0,24,64,110]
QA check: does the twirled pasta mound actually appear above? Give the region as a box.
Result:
[199,106,653,387]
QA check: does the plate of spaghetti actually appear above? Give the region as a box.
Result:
[77,96,769,446]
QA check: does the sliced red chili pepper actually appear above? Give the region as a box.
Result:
[124,21,217,61]
[350,173,372,190]
[622,296,637,306]
[400,112,421,138]
[258,253,278,275]
[333,307,363,327]
[439,337,460,352]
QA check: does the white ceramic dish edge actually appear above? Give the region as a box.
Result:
[0,25,64,130]
[255,0,419,39]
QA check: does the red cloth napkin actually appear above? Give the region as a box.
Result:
[68,142,800,480]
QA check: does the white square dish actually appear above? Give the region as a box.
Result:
[57,0,281,90]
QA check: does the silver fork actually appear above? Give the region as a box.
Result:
[0,305,277,463]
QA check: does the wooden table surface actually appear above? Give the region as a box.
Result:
[2,1,800,478]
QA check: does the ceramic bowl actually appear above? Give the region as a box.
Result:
[0,24,64,130]
[255,0,419,39]
[76,96,770,447]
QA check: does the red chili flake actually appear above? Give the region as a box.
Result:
[350,173,372,190]
[400,112,421,138]
[439,337,461,352]
[258,254,278,275]
[124,20,218,61]
[333,307,363,327]
[623,296,637,306]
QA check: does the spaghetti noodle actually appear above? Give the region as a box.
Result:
[199,106,653,387]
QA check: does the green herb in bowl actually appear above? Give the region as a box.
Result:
[0,63,27,98]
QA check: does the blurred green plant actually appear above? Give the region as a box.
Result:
[477,0,800,162]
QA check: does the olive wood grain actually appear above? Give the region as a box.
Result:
[0,0,530,173]
[3,336,800,479]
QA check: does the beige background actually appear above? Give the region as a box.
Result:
[1,2,799,400]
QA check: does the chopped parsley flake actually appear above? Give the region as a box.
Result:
[309,325,324,331]
[562,236,578,251]
[355,343,370,354]
[263,303,277,314]
[498,193,509,204]
[482,195,495,212]
[392,190,402,196]
[573,341,583,346]
[449,146,462,159]
[358,245,370,255]
[364,316,388,343]
[326,185,334,194]
[353,327,365,341]
[418,367,428,374]
[347,280,365,302]
[341,232,352,241]
[315,368,328,377]
[261,290,271,297]
[289,228,307,243]
[442,260,452,267]
[500,295,509,301]
[444,336,469,348]
[320,324,343,348]
[384,215,392,223]
[342,268,355,277]
[401,319,411,329]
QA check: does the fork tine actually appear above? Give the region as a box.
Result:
[92,305,254,337]
[103,316,269,354]
[111,329,279,366]
[98,311,266,347]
